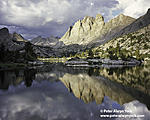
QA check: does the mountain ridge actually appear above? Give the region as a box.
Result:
[31,36,64,48]
[0,9,150,60]
[111,8,150,40]
[59,13,135,45]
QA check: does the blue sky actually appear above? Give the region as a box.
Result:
[0,0,149,39]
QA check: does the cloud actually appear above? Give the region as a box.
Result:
[0,0,119,38]
[0,0,118,26]
[0,0,72,27]
[0,25,40,39]
[0,0,149,39]
[116,0,150,18]
[0,81,98,120]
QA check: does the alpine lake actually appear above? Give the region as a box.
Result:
[0,62,150,120]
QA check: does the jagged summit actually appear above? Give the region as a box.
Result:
[96,14,104,20]
[82,16,94,21]
[95,14,105,25]
[147,8,150,14]
[31,35,64,48]
[82,14,104,23]
[59,13,135,45]
[12,32,28,42]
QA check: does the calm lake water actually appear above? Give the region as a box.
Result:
[0,63,150,120]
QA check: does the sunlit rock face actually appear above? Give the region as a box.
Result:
[12,32,28,42]
[59,14,135,45]
[60,73,134,105]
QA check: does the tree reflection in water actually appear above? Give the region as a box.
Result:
[0,64,150,109]
[0,64,150,120]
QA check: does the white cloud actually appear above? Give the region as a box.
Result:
[116,0,150,18]
[0,0,118,27]
[0,0,119,37]
[0,0,73,27]
[0,0,149,38]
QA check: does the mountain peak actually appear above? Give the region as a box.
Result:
[147,8,150,15]
[116,13,134,20]
[118,13,125,17]
[82,16,95,23]
[96,14,104,21]
[12,32,27,42]
[111,8,150,39]
[0,27,9,40]
[83,16,92,19]
[0,27,9,36]
[60,12,135,45]
[108,13,135,24]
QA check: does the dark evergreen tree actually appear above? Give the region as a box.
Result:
[24,42,37,61]
[0,44,5,62]
[88,49,94,58]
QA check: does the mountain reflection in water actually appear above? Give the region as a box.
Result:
[0,63,150,120]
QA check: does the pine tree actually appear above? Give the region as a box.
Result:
[88,49,94,58]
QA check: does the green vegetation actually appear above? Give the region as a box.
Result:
[24,42,37,61]
[88,49,94,58]
[0,43,21,63]
[0,42,37,64]
[90,26,150,61]
[0,63,26,70]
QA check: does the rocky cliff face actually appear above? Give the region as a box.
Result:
[12,32,28,42]
[0,27,9,40]
[93,24,150,61]
[0,28,25,51]
[59,14,135,45]
[0,27,37,62]
[31,36,64,48]
[112,8,150,39]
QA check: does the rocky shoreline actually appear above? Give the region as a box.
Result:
[65,58,142,67]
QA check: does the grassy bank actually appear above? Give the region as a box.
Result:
[0,63,27,70]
